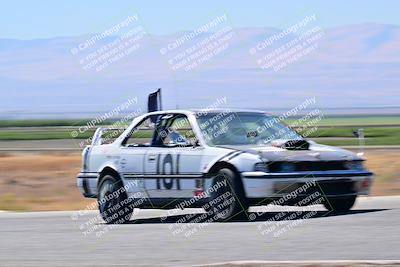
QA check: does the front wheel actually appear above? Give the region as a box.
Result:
[206,168,248,221]
[323,195,357,212]
[98,175,133,224]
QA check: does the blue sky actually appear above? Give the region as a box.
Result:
[1,0,400,39]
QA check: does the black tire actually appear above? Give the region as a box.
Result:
[323,195,357,212]
[206,168,249,221]
[98,174,133,224]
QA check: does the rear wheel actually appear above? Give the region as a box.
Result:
[98,174,133,224]
[206,168,249,221]
[323,195,357,212]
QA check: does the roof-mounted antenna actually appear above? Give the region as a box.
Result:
[175,87,179,109]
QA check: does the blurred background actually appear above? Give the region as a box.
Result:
[0,0,399,211]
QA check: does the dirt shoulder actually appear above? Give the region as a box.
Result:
[0,150,398,211]
[0,152,92,211]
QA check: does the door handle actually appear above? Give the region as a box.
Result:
[148,153,156,161]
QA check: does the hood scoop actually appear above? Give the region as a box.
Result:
[271,139,310,150]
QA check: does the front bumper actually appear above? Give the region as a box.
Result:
[76,172,99,198]
[241,170,374,199]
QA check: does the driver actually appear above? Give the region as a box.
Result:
[166,129,188,145]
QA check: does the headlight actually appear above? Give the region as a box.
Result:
[345,161,364,170]
[254,162,269,172]
[280,163,296,172]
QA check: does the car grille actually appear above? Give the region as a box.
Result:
[309,179,355,195]
[268,161,347,172]
[276,179,356,196]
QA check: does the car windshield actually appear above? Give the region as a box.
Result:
[196,112,302,146]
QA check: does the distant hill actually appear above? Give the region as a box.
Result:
[0,23,399,118]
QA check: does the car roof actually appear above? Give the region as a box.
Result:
[145,109,268,116]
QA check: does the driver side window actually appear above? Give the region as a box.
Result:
[158,115,198,147]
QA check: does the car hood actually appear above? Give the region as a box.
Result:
[220,141,360,162]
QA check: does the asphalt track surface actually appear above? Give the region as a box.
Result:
[0,196,399,267]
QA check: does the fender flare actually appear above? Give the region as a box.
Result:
[206,161,247,201]
[98,166,124,190]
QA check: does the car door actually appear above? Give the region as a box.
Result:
[118,116,155,198]
[144,114,204,199]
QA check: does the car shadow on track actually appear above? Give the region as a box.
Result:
[124,208,387,224]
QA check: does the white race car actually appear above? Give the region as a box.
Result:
[77,109,373,223]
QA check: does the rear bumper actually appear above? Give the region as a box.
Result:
[76,172,99,198]
[241,170,374,199]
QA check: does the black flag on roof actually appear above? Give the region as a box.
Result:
[148,88,162,123]
[148,88,162,113]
